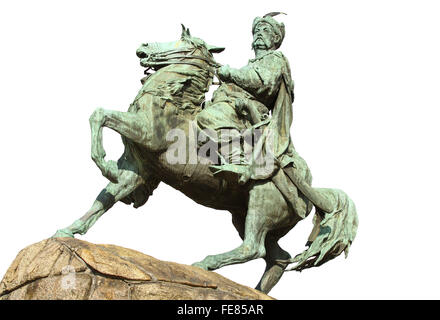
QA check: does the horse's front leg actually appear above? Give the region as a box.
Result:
[89,108,151,183]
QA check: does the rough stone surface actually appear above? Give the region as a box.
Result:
[0,239,272,300]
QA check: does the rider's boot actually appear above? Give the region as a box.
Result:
[282,166,334,213]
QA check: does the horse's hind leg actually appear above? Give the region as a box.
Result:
[53,156,159,238]
[52,170,143,238]
[225,214,291,295]
[255,236,292,294]
[192,182,287,271]
[192,207,267,270]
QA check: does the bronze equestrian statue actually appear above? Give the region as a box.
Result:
[53,14,358,294]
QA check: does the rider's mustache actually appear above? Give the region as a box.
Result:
[252,35,270,48]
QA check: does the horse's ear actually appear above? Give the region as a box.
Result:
[180,24,191,39]
[207,44,225,54]
[181,24,186,38]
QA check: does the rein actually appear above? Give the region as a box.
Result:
[143,47,221,75]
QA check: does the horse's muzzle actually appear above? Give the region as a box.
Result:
[136,50,147,59]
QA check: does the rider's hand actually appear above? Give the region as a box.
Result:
[217,65,231,82]
[238,169,251,185]
[235,98,248,118]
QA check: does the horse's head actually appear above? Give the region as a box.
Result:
[136,25,224,71]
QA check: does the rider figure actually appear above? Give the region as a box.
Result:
[197,13,334,214]
[197,12,293,164]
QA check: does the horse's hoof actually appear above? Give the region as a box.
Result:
[191,262,208,270]
[52,229,75,238]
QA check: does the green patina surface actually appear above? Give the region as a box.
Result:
[52,13,358,295]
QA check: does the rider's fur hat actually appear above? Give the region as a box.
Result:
[252,12,286,49]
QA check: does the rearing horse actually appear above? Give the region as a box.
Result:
[53,25,358,294]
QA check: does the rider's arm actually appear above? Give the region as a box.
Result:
[232,53,285,95]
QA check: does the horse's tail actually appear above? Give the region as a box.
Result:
[286,188,358,271]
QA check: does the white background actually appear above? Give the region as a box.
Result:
[1,0,439,300]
